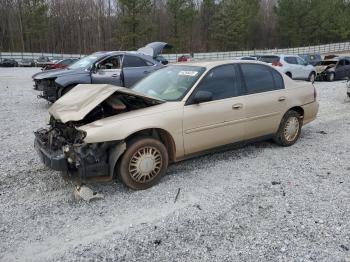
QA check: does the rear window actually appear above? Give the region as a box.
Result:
[259,56,280,63]
[123,55,148,67]
[240,64,284,94]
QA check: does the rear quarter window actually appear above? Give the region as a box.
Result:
[240,64,284,95]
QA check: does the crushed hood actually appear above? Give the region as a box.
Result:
[49,84,165,123]
[137,42,172,58]
[315,64,335,73]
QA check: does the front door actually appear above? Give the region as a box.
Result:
[91,55,122,86]
[183,64,245,155]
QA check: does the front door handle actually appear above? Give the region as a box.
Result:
[232,103,243,110]
[111,74,119,78]
[278,96,286,102]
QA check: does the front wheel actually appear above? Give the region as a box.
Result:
[274,110,302,146]
[327,72,335,82]
[117,137,168,190]
[308,72,316,83]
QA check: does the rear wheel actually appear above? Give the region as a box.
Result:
[274,110,302,146]
[117,137,168,190]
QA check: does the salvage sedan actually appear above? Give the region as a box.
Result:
[34,61,319,190]
[32,42,171,102]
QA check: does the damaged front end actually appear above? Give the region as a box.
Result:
[34,119,120,182]
[33,78,60,102]
[34,84,164,183]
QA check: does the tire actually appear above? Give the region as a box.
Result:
[308,72,316,82]
[274,110,302,147]
[286,72,292,79]
[58,84,76,99]
[117,137,168,190]
[327,72,335,82]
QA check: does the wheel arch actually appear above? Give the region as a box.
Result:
[125,128,177,163]
[287,106,304,118]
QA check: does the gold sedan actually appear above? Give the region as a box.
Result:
[35,61,319,189]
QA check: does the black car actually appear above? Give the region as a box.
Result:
[315,57,350,81]
[0,59,18,67]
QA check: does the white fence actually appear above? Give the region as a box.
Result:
[1,41,350,63]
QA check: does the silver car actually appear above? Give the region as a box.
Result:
[32,42,171,102]
[259,54,316,82]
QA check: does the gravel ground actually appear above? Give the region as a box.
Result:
[0,68,350,262]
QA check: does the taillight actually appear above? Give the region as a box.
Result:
[272,61,283,67]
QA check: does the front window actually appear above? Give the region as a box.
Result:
[132,65,206,101]
[68,54,102,70]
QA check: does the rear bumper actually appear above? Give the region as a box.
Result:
[302,101,319,125]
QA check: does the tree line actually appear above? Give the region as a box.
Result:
[1,0,350,55]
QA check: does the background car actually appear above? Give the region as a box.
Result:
[42,58,79,71]
[315,57,350,81]
[35,56,53,67]
[298,53,322,66]
[259,54,316,81]
[0,59,18,67]
[234,56,257,61]
[18,58,35,67]
[32,42,171,102]
[347,78,350,98]
[177,54,193,62]
[34,60,318,190]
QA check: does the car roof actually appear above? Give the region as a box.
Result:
[175,60,271,70]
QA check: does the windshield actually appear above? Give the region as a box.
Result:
[132,65,206,101]
[68,54,101,70]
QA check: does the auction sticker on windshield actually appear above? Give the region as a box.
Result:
[178,71,199,77]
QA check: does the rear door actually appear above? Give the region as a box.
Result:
[183,64,246,155]
[91,55,123,85]
[239,63,287,139]
[122,55,156,87]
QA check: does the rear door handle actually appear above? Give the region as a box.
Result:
[232,103,243,110]
[111,74,119,78]
[278,96,286,102]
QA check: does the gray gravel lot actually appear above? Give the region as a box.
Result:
[0,68,350,261]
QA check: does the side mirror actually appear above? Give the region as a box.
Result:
[193,91,213,104]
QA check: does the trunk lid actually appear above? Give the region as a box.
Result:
[137,42,172,58]
[49,84,165,123]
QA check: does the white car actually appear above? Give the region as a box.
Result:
[259,55,316,82]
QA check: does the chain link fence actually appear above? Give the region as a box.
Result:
[1,41,350,63]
